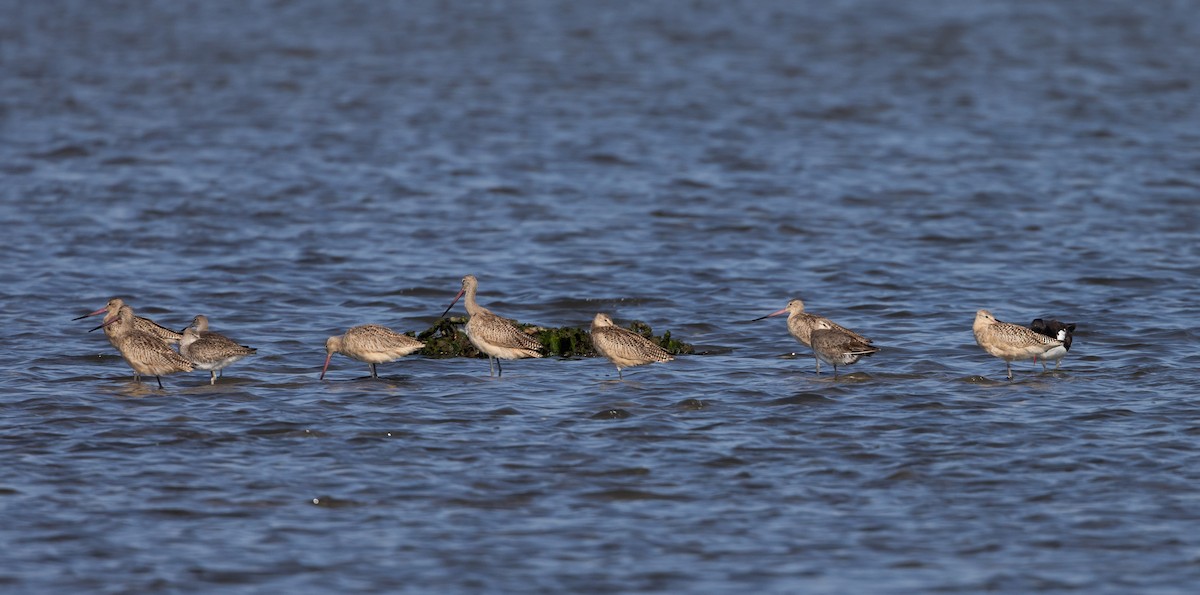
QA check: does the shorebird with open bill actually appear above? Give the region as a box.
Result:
[92,304,193,388]
[179,316,257,385]
[1030,318,1076,371]
[973,310,1063,380]
[320,324,425,380]
[440,275,543,377]
[74,297,181,345]
[590,313,673,379]
[752,298,876,374]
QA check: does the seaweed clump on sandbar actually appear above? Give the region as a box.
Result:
[415,317,694,359]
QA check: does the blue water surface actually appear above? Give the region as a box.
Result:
[2,1,1199,592]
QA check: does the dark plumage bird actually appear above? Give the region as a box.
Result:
[180,315,257,385]
[1029,318,1076,371]
[809,319,880,377]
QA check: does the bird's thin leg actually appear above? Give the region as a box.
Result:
[156,376,164,389]
[496,358,503,378]
[1006,362,1013,380]
[814,355,821,375]
[210,371,217,385]
[370,363,378,378]
[618,367,623,380]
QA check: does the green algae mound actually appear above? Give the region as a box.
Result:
[415,317,694,359]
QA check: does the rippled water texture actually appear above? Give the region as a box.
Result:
[3,1,1200,592]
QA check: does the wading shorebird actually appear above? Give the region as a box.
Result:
[179,316,257,385]
[321,324,425,380]
[74,297,182,345]
[440,275,543,377]
[752,298,876,373]
[92,305,194,388]
[973,310,1063,380]
[809,319,880,377]
[590,313,673,379]
[1030,318,1076,371]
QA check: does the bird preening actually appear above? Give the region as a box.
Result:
[1029,318,1076,372]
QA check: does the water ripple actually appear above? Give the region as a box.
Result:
[2,0,1200,593]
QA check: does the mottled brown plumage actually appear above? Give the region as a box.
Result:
[76,297,181,345]
[440,275,543,377]
[590,313,673,379]
[973,309,1062,380]
[321,324,425,379]
[103,305,194,388]
[754,298,875,373]
[180,317,256,385]
[809,319,880,377]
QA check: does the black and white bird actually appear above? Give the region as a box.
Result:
[1029,318,1076,371]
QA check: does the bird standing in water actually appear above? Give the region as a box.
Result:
[809,318,880,377]
[753,298,876,374]
[93,304,194,388]
[179,315,257,385]
[440,275,543,377]
[590,313,673,379]
[1029,318,1076,371]
[321,324,425,380]
[973,310,1063,380]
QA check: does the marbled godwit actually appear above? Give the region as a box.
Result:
[973,310,1063,380]
[440,275,543,377]
[590,313,674,379]
[179,317,257,385]
[94,305,194,388]
[1030,318,1076,371]
[74,298,181,345]
[321,324,425,379]
[809,319,880,377]
[752,298,875,373]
